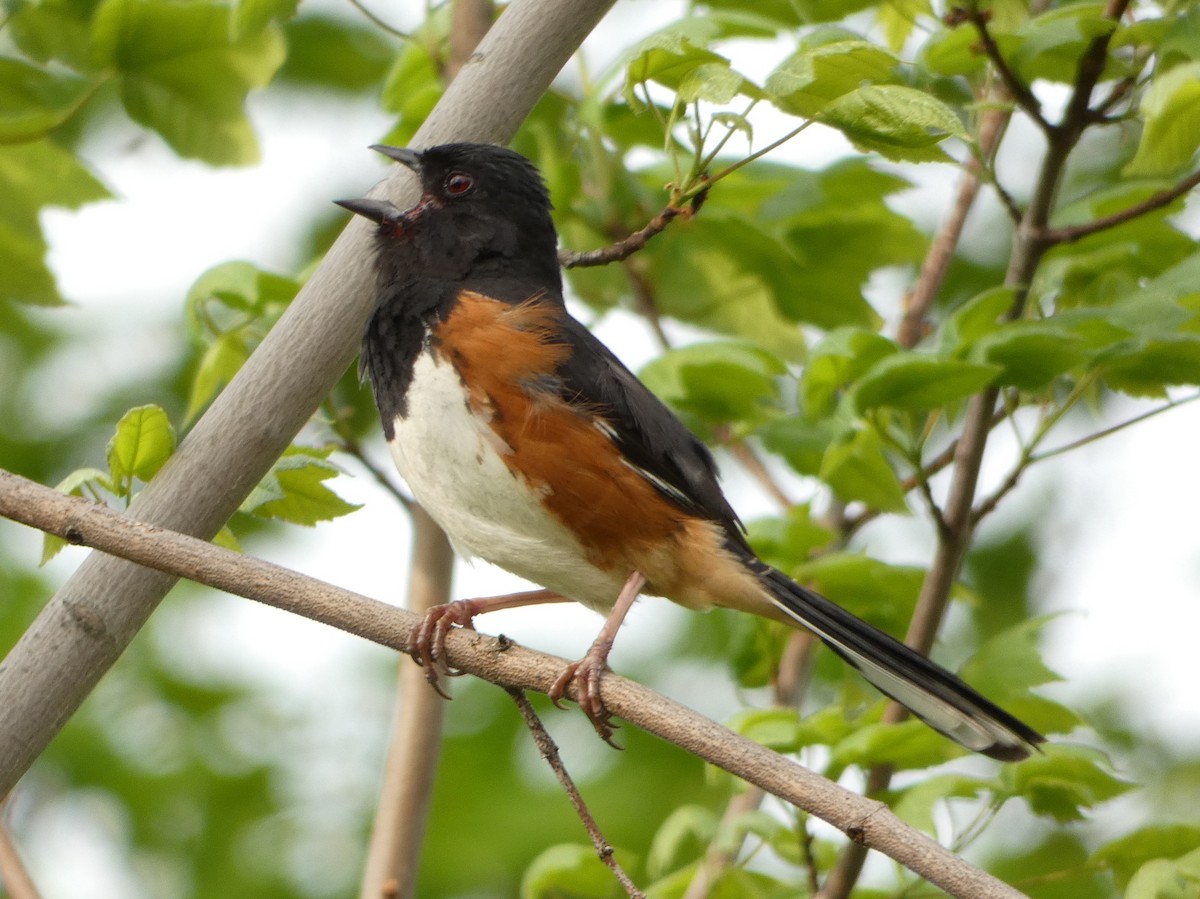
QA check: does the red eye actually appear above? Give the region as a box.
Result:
[444,172,474,196]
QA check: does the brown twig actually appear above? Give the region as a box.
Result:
[727,440,795,510]
[0,801,41,899]
[899,98,1011,349]
[1037,168,1200,245]
[358,507,454,899]
[964,8,1050,133]
[0,468,1027,899]
[339,435,415,512]
[559,206,686,269]
[508,689,644,898]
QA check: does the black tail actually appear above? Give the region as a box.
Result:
[755,564,1044,761]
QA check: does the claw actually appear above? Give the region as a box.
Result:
[548,653,622,748]
[409,601,478,699]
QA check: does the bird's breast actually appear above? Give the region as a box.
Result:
[387,335,627,610]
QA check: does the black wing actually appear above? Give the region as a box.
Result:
[554,314,749,551]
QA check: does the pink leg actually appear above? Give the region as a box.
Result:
[412,589,568,697]
[550,570,646,745]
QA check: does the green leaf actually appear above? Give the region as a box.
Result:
[1094,824,1200,889]
[766,162,925,326]
[791,553,925,631]
[818,85,968,163]
[801,328,898,416]
[278,16,394,92]
[622,21,729,104]
[1012,3,1119,85]
[756,414,838,478]
[853,354,1000,412]
[971,322,1089,391]
[638,341,785,430]
[106,405,176,493]
[233,0,299,37]
[0,58,97,141]
[999,743,1133,823]
[793,704,858,748]
[877,0,932,53]
[645,209,854,349]
[1100,334,1200,396]
[1125,61,1200,176]
[831,718,963,771]
[186,333,249,422]
[677,62,763,103]
[8,0,96,69]
[941,287,1020,355]
[1125,857,1200,899]
[920,22,1005,77]
[819,428,909,513]
[521,843,633,898]
[961,616,1062,700]
[247,446,360,526]
[766,40,900,118]
[727,708,802,752]
[0,140,110,305]
[744,506,837,575]
[380,41,443,148]
[645,805,718,880]
[892,774,989,834]
[92,0,285,165]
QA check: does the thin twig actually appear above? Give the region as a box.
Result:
[965,8,1050,133]
[339,435,415,513]
[972,393,1200,525]
[842,406,1010,536]
[508,689,644,898]
[1037,168,1200,245]
[559,206,686,268]
[899,97,1011,348]
[0,468,1028,899]
[346,0,411,40]
[727,440,794,510]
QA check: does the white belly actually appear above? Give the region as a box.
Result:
[387,350,624,609]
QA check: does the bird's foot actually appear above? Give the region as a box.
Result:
[549,639,621,748]
[409,601,478,699]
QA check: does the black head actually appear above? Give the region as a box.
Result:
[336,143,561,293]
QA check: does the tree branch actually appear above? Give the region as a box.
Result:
[0,800,41,899]
[559,206,686,269]
[0,468,1025,899]
[965,8,1050,133]
[1037,168,1200,245]
[0,0,620,800]
[899,99,1011,349]
[508,689,643,897]
[358,507,454,899]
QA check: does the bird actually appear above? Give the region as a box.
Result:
[336,142,1045,762]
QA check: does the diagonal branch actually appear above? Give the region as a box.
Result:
[965,8,1050,133]
[508,689,643,897]
[1037,168,1200,245]
[559,205,686,268]
[0,468,1024,899]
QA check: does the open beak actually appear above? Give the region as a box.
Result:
[370,144,422,172]
[334,197,405,224]
[335,146,424,223]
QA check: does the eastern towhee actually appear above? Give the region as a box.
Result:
[337,143,1044,761]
